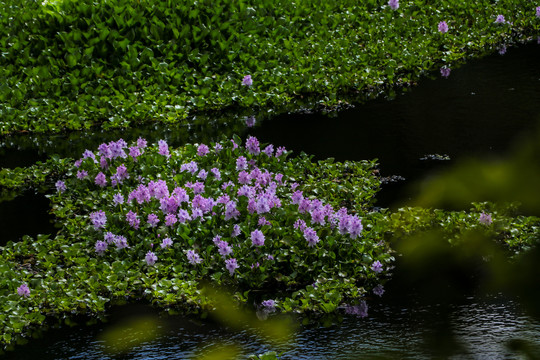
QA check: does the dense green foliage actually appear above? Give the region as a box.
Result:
[1,0,539,134]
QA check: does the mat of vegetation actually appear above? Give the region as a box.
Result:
[1,135,539,349]
[0,136,394,347]
[1,0,539,134]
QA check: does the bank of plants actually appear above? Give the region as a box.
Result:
[1,0,540,134]
[0,136,393,347]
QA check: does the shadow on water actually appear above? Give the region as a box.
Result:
[0,192,56,246]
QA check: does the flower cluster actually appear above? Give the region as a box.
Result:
[70,136,388,314]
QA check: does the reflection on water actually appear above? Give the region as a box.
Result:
[2,292,539,359]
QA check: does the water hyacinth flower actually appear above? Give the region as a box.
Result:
[245,116,256,127]
[373,284,385,297]
[95,172,107,187]
[232,224,241,237]
[114,235,128,249]
[242,75,253,86]
[262,299,276,312]
[95,240,108,255]
[495,15,505,24]
[440,66,451,78]
[303,227,320,247]
[537,6,540,18]
[197,143,209,157]
[251,229,265,246]
[126,210,140,229]
[225,258,239,275]
[147,213,160,227]
[158,139,170,158]
[388,0,399,10]
[438,21,448,33]
[17,284,30,297]
[145,251,157,266]
[76,170,88,180]
[371,260,383,273]
[160,237,173,248]
[479,212,493,225]
[217,240,233,257]
[55,180,66,193]
[90,210,107,230]
[246,136,260,155]
[113,193,124,205]
[499,45,507,55]
[236,156,248,171]
[187,250,202,264]
[210,168,221,180]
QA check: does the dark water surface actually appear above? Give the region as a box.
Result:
[2,42,540,358]
[2,290,539,359]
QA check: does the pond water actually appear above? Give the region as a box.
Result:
[2,288,539,359]
[1,42,540,358]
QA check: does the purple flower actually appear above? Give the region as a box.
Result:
[536,6,540,18]
[178,209,192,223]
[126,210,140,229]
[245,116,256,127]
[242,75,253,86]
[236,156,248,171]
[371,260,383,273]
[438,21,448,33]
[76,170,88,180]
[263,144,274,157]
[198,169,208,180]
[225,258,239,275]
[388,0,399,10]
[246,136,260,155]
[95,240,108,255]
[214,143,223,152]
[113,193,124,205]
[114,235,128,249]
[95,172,107,187]
[147,213,160,227]
[373,284,385,297]
[258,216,271,227]
[210,168,221,180]
[17,284,30,297]
[495,15,505,24]
[158,139,170,157]
[137,137,147,149]
[275,146,286,159]
[348,216,363,239]
[225,201,240,220]
[55,180,66,193]
[180,161,198,174]
[303,227,319,247]
[311,208,326,226]
[197,143,209,156]
[294,219,307,231]
[479,212,493,225]
[498,45,507,55]
[165,213,178,227]
[104,232,116,244]
[440,66,451,78]
[161,237,173,248]
[262,299,276,311]
[145,251,157,266]
[129,146,141,160]
[187,250,202,264]
[232,224,241,237]
[217,240,233,257]
[90,210,107,230]
[251,229,265,246]
[238,170,251,185]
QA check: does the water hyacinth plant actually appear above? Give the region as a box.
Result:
[69,135,391,310]
[0,135,393,346]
